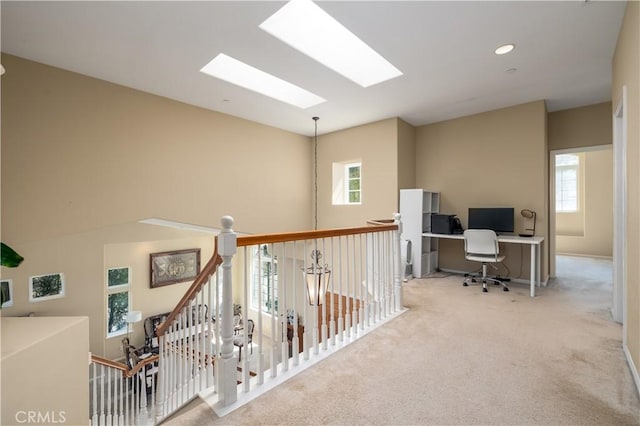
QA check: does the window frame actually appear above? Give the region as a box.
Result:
[555,154,580,213]
[332,160,362,205]
[344,162,362,205]
[106,266,131,338]
[250,245,278,315]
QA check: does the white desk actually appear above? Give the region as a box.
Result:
[422,232,544,297]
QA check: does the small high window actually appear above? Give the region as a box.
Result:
[332,161,362,205]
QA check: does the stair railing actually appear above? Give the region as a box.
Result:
[145,214,403,423]
[152,238,224,423]
[89,353,159,425]
[200,213,404,415]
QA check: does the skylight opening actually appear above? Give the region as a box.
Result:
[259,0,402,88]
[200,53,326,109]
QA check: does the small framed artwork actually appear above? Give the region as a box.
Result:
[107,267,130,288]
[29,273,65,302]
[150,248,201,288]
[1,279,13,308]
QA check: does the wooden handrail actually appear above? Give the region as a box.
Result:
[91,354,128,373]
[156,220,398,337]
[156,251,222,337]
[126,354,159,377]
[236,222,398,247]
[367,219,395,225]
[155,219,397,337]
[90,353,160,378]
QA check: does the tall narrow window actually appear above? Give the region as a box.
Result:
[556,154,579,212]
[106,267,130,338]
[332,160,362,205]
[251,245,278,314]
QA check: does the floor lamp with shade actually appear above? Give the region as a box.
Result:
[126,310,142,340]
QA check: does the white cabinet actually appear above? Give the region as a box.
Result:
[400,189,440,278]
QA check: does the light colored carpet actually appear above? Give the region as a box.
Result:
[163,256,640,425]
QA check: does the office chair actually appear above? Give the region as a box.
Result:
[462,229,508,292]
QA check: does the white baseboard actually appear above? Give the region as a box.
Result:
[624,344,640,398]
[556,252,613,260]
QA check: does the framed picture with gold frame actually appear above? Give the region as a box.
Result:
[150,248,201,288]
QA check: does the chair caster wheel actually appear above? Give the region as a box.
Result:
[482,288,488,293]
[471,279,477,283]
[463,282,468,286]
[503,287,509,292]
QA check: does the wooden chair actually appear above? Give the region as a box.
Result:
[233,319,254,361]
[122,337,157,393]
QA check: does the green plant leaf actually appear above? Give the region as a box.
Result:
[1,242,24,268]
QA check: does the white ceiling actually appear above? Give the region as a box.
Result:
[1,1,626,136]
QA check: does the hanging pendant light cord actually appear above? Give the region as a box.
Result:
[313,116,319,231]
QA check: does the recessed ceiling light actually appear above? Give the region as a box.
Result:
[200,53,326,109]
[495,44,515,55]
[260,0,402,88]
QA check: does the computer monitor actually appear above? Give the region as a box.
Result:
[467,208,515,233]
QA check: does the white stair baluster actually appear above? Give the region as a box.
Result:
[91,362,97,425]
[241,246,251,391]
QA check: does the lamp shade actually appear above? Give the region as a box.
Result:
[303,250,330,306]
[126,310,142,323]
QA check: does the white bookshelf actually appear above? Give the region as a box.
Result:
[400,189,440,278]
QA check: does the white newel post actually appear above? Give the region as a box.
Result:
[394,213,403,311]
[218,216,238,406]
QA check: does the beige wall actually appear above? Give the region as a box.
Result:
[2,2,639,394]
[548,101,613,275]
[0,221,216,357]
[397,118,416,192]
[556,149,613,257]
[0,54,313,357]
[2,317,89,425]
[0,56,404,358]
[1,54,312,245]
[318,118,400,228]
[104,233,215,359]
[548,102,612,150]
[415,101,548,281]
[612,1,640,388]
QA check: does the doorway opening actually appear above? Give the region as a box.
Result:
[550,145,614,297]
